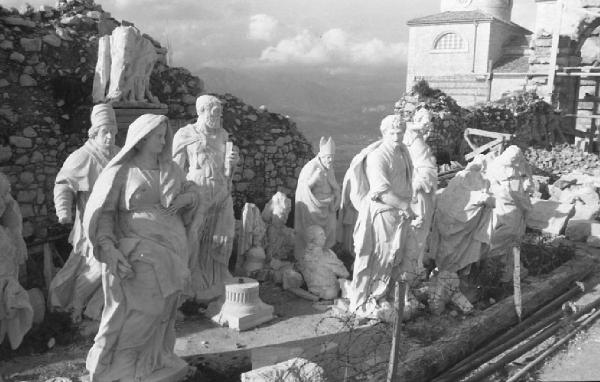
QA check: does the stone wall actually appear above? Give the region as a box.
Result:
[0,0,313,245]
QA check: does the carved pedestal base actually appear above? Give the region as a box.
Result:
[210,277,274,331]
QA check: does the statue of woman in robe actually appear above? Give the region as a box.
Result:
[83,114,199,381]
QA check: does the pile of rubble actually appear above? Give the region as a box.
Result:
[525,144,600,178]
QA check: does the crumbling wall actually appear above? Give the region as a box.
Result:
[0,0,312,245]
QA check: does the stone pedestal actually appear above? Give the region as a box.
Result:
[113,104,168,146]
[210,277,274,331]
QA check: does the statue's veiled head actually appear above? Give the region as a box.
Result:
[196,95,222,131]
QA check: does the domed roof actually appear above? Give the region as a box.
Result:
[441,0,513,21]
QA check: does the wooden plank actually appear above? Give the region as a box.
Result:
[564,114,600,119]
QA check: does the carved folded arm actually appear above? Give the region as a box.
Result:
[53,183,75,223]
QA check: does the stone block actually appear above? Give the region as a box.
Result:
[526,199,575,235]
[241,358,325,382]
[9,52,25,63]
[19,74,37,87]
[42,33,61,48]
[19,37,41,52]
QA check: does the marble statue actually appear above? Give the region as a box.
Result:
[83,114,198,381]
[340,115,416,321]
[92,26,160,106]
[0,172,33,350]
[485,145,533,281]
[49,104,120,323]
[173,95,239,301]
[403,106,437,278]
[294,137,340,261]
[428,156,495,314]
[236,203,266,276]
[261,191,294,261]
[299,225,349,300]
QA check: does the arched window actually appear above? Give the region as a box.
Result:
[434,32,465,50]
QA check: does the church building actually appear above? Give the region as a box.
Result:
[406,0,532,105]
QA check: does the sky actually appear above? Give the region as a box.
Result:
[2,0,537,73]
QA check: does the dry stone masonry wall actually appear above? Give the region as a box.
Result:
[0,0,313,243]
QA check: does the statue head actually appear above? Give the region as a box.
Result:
[405,107,433,142]
[380,114,406,148]
[306,225,326,248]
[262,191,291,226]
[318,136,335,169]
[196,95,222,131]
[89,104,117,150]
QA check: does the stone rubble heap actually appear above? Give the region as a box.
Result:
[0,0,313,243]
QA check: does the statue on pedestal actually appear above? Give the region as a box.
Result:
[0,172,32,350]
[92,26,161,107]
[83,114,198,381]
[299,225,349,300]
[294,137,340,261]
[340,115,416,321]
[49,104,119,323]
[172,95,239,301]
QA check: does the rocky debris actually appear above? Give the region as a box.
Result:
[526,144,600,178]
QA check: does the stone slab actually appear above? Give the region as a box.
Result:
[527,199,575,235]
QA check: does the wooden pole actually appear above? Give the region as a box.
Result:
[513,246,522,321]
[387,281,405,382]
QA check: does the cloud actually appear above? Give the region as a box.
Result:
[248,14,279,41]
[260,28,407,66]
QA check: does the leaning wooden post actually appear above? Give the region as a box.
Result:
[513,246,522,322]
[387,280,406,382]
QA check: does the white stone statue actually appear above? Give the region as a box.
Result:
[92,26,161,106]
[299,225,349,300]
[428,155,495,314]
[340,115,416,321]
[49,104,120,323]
[261,191,294,261]
[83,114,199,381]
[0,172,33,350]
[403,106,437,278]
[236,203,266,276]
[172,95,239,301]
[294,137,340,261]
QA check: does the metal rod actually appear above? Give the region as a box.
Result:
[506,308,600,382]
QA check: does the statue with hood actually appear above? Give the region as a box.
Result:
[172,95,239,301]
[339,115,416,321]
[294,137,340,261]
[49,104,120,323]
[83,114,199,381]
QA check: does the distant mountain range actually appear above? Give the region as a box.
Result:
[195,65,407,176]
